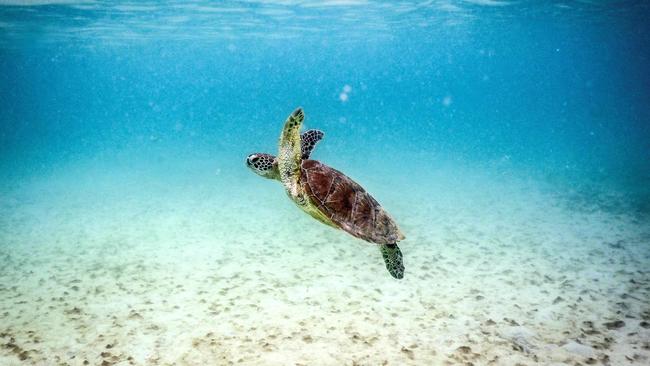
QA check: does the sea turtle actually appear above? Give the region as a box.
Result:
[246,108,405,279]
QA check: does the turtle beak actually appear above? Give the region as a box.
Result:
[246,154,255,166]
[246,154,260,168]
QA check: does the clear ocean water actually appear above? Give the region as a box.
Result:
[1,1,649,365]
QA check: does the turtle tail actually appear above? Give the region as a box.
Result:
[380,244,404,279]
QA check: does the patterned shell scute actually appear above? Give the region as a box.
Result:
[300,160,404,245]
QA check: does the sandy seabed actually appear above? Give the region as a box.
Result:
[0,158,649,365]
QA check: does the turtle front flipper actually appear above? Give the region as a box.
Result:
[301,129,324,159]
[278,107,304,196]
[380,244,404,279]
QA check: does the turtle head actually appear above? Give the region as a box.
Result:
[246,153,280,180]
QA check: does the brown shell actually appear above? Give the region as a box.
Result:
[300,159,404,245]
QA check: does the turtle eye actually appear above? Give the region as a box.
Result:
[251,157,259,163]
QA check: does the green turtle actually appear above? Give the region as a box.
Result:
[246,108,405,279]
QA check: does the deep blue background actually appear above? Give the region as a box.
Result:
[1,1,649,200]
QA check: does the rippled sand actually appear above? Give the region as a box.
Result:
[1,158,648,365]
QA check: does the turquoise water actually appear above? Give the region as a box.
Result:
[1,1,649,365]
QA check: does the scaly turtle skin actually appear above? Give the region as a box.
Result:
[246,108,405,279]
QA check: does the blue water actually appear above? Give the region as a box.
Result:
[1,1,649,364]
[2,1,649,194]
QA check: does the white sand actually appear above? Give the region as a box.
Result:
[0,156,649,365]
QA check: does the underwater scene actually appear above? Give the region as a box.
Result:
[1,1,649,365]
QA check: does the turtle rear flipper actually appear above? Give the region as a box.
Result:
[380,244,404,279]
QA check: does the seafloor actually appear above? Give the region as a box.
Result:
[0,152,649,365]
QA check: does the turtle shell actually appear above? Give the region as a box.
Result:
[300,159,404,245]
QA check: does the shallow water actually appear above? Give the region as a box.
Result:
[1,1,649,365]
